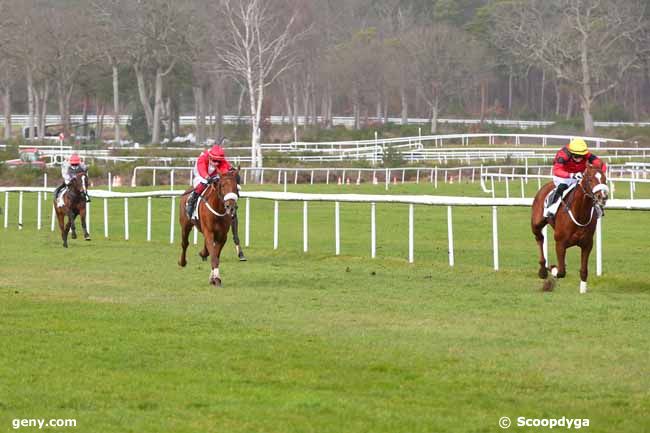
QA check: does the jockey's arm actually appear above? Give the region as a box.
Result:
[588,154,607,172]
[196,153,210,179]
[552,161,571,178]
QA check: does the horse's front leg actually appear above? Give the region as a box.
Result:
[579,241,593,294]
[231,214,247,261]
[79,206,91,241]
[69,211,77,239]
[56,208,68,248]
[204,231,225,287]
[554,240,568,278]
[532,220,548,278]
[178,219,193,267]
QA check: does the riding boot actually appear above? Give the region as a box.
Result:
[186,191,199,219]
[84,192,91,203]
[544,184,568,218]
[54,183,65,199]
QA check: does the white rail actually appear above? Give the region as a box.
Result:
[2,187,649,276]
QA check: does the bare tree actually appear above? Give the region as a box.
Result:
[212,0,305,168]
[491,0,650,134]
[406,24,486,133]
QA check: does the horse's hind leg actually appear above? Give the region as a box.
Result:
[532,219,548,279]
[579,241,593,294]
[178,220,192,267]
[56,209,68,248]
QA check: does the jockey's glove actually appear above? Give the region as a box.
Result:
[572,172,583,180]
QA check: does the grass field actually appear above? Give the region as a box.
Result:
[1,180,650,433]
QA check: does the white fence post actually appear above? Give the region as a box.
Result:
[543,225,548,268]
[124,198,129,240]
[335,201,340,255]
[146,197,152,241]
[408,204,414,263]
[37,192,42,230]
[86,202,90,234]
[51,203,55,231]
[492,206,499,271]
[245,198,250,247]
[447,206,454,266]
[3,192,8,228]
[18,192,23,230]
[371,202,376,259]
[303,201,308,252]
[596,217,603,276]
[273,200,279,250]
[169,197,175,244]
[104,198,109,238]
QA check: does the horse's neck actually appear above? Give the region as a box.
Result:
[569,182,593,219]
[204,185,223,211]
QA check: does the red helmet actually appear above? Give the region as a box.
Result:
[208,145,225,161]
[69,154,81,165]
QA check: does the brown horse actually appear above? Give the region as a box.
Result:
[54,170,91,248]
[178,170,239,286]
[531,165,609,293]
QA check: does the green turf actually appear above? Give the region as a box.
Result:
[1,181,649,433]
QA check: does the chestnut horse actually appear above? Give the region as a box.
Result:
[531,165,609,293]
[178,170,239,286]
[54,170,90,248]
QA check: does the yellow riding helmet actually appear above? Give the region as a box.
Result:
[568,138,588,155]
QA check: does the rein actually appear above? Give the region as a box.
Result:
[199,178,238,218]
[564,173,607,227]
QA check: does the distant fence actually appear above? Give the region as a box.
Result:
[3,187,649,276]
[3,114,650,129]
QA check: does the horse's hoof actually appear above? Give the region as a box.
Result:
[538,268,548,279]
[63,243,68,248]
[178,259,187,267]
[209,277,222,287]
[238,252,247,262]
[71,233,77,239]
[84,236,91,241]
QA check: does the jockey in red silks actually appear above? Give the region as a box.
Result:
[544,138,607,218]
[55,153,90,206]
[186,144,233,218]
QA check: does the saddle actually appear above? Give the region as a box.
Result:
[56,188,68,208]
[189,188,209,222]
[543,183,576,214]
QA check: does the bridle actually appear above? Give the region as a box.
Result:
[201,174,238,218]
[566,169,608,227]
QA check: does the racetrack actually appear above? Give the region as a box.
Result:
[1,181,649,432]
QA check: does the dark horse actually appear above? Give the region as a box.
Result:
[531,165,609,293]
[54,170,91,248]
[178,170,239,286]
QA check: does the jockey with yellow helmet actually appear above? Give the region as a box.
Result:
[543,138,607,218]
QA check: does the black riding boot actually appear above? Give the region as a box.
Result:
[54,183,66,199]
[186,191,199,218]
[551,183,569,205]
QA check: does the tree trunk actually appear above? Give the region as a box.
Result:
[508,66,513,115]
[193,85,206,145]
[214,78,224,139]
[134,64,153,132]
[566,92,574,120]
[151,68,163,144]
[26,68,34,139]
[480,80,487,124]
[581,97,594,135]
[353,85,360,130]
[400,83,408,125]
[554,80,561,116]
[34,85,41,140]
[3,86,11,140]
[539,69,546,120]
[376,91,382,123]
[38,83,49,141]
[96,100,105,140]
[82,94,88,138]
[430,98,439,134]
[112,64,120,144]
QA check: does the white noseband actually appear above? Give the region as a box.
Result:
[592,184,609,195]
[223,192,239,202]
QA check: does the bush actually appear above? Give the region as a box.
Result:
[126,109,151,144]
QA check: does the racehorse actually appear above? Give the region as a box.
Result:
[178,170,239,286]
[531,165,609,293]
[54,170,91,248]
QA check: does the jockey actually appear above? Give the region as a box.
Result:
[54,153,90,205]
[186,143,234,218]
[543,138,607,218]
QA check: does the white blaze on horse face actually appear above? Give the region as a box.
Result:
[223,192,238,202]
[580,280,588,294]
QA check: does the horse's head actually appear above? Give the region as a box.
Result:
[69,169,89,196]
[582,164,609,211]
[215,169,239,217]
